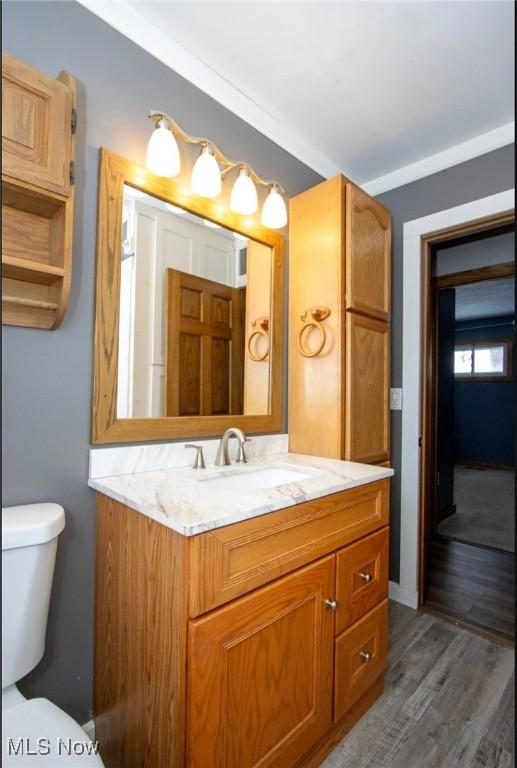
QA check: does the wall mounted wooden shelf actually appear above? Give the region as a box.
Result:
[1,53,76,330]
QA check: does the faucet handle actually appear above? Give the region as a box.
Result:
[185,444,206,469]
[236,437,251,464]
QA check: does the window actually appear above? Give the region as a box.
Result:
[454,339,512,379]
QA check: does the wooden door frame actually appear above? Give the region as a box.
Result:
[419,218,515,601]
[396,188,514,611]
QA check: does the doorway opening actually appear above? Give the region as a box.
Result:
[421,223,515,642]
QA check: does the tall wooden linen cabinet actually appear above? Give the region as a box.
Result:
[289,175,391,465]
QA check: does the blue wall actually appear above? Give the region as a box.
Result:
[454,316,515,466]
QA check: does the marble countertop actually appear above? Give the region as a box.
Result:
[88,452,394,537]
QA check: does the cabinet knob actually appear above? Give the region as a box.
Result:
[359,571,373,583]
[360,650,372,663]
[324,598,339,611]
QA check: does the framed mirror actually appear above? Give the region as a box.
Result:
[92,150,285,444]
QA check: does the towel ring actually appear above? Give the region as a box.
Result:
[247,317,270,362]
[297,306,331,358]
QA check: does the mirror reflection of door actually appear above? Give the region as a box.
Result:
[166,269,244,416]
[117,185,272,419]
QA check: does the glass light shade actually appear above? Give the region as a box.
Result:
[146,121,180,177]
[191,146,221,198]
[230,168,258,215]
[261,186,288,229]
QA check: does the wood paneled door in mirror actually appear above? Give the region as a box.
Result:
[92,149,284,444]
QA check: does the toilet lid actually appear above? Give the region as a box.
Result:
[2,698,104,766]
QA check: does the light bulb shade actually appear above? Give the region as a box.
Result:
[230,169,258,215]
[146,121,180,177]
[261,187,287,229]
[191,146,221,198]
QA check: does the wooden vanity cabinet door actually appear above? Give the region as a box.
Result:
[345,312,390,463]
[345,184,391,321]
[2,53,73,196]
[335,527,389,634]
[187,557,335,768]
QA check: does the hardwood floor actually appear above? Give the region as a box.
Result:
[322,602,515,768]
[425,537,515,642]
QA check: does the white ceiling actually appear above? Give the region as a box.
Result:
[455,278,515,321]
[81,0,515,191]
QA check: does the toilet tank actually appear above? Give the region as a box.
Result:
[2,504,65,690]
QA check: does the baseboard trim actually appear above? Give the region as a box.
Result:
[456,459,514,472]
[82,719,96,742]
[388,581,419,609]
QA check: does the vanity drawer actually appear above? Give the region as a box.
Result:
[334,599,388,722]
[335,527,388,634]
[188,479,389,617]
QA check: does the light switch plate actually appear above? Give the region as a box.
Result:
[390,388,402,411]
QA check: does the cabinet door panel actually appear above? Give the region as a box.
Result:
[187,557,335,768]
[345,184,391,320]
[345,313,390,463]
[334,600,388,721]
[2,53,72,196]
[335,527,389,633]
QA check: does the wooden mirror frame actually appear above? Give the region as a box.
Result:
[92,149,285,444]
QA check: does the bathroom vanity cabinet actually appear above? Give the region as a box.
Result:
[94,478,389,768]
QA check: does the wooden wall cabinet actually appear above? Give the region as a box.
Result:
[289,175,391,464]
[2,53,76,329]
[94,479,390,768]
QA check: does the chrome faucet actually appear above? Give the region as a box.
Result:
[215,427,249,467]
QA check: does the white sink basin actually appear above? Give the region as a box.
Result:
[200,464,316,492]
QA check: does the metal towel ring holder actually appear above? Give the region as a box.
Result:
[247,317,270,362]
[297,307,331,358]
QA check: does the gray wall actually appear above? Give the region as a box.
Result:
[1,0,321,724]
[377,143,515,581]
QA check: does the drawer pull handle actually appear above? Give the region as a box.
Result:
[359,571,373,583]
[324,598,339,611]
[360,651,372,663]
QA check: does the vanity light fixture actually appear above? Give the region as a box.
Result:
[261,185,288,229]
[146,117,181,177]
[191,144,221,198]
[230,167,258,215]
[146,110,288,229]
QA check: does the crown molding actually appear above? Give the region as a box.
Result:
[362,123,515,196]
[77,0,339,179]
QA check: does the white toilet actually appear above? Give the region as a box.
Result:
[2,503,104,766]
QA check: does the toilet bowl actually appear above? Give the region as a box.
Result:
[2,504,104,766]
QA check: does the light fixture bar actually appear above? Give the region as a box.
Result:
[148,109,286,196]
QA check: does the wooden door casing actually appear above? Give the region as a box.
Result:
[345,312,390,463]
[166,268,243,416]
[2,53,73,197]
[187,557,336,768]
[345,184,391,321]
